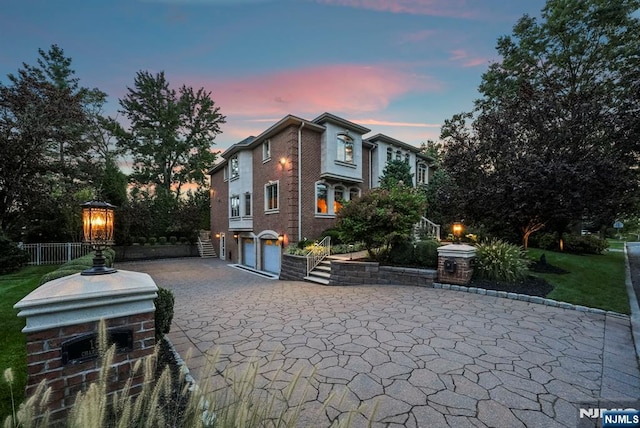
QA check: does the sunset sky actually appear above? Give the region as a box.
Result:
[1,0,547,154]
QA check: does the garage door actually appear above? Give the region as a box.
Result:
[243,238,256,268]
[262,239,281,274]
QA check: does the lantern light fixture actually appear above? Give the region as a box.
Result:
[279,157,287,166]
[452,221,464,243]
[277,234,284,242]
[81,200,117,276]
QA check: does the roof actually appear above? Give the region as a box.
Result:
[208,115,325,174]
[365,133,436,163]
[312,112,371,135]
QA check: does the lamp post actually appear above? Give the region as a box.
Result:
[452,221,464,244]
[81,200,117,275]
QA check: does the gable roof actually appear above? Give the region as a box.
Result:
[312,112,371,135]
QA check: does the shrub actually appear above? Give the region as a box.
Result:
[296,238,314,249]
[154,287,175,341]
[320,228,343,245]
[179,236,188,244]
[532,232,559,251]
[414,239,440,268]
[0,238,30,275]
[388,240,416,266]
[169,236,178,244]
[564,234,608,255]
[148,237,157,246]
[330,242,366,255]
[39,267,84,285]
[474,240,530,282]
[158,236,167,245]
[138,236,147,245]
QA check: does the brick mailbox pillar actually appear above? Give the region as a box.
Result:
[437,244,477,285]
[14,270,158,423]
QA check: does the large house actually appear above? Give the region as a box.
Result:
[209,112,435,275]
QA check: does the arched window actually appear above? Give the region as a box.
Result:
[337,134,354,164]
[316,183,328,214]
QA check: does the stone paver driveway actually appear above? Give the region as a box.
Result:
[119,258,640,427]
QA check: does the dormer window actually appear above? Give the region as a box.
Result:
[337,134,354,164]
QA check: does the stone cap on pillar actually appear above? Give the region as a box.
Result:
[437,243,477,258]
[14,270,158,333]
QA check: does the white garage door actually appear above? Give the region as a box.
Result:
[262,239,281,274]
[243,238,256,268]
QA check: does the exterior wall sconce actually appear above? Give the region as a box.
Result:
[452,221,464,243]
[233,233,239,240]
[278,234,284,242]
[81,200,117,275]
[279,157,287,166]
[215,233,220,239]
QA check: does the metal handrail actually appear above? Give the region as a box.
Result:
[306,236,331,275]
[415,217,441,241]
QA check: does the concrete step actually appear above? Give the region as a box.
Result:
[309,270,330,279]
[315,264,331,273]
[304,275,330,285]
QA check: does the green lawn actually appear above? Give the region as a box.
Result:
[607,239,625,250]
[526,248,629,314]
[0,265,59,422]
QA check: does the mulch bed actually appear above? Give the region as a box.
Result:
[468,275,555,297]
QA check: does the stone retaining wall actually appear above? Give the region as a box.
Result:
[329,260,436,287]
[280,254,307,281]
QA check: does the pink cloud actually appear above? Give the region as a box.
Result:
[198,64,441,118]
[314,0,479,18]
[353,118,440,128]
[449,49,487,68]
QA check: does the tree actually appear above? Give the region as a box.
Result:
[0,70,86,237]
[440,0,640,248]
[379,159,414,190]
[336,185,426,260]
[115,71,226,198]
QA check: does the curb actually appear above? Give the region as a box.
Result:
[432,282,624,318]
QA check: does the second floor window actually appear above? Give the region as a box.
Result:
[244,193,252,216]
[265,182,278,211]
[337,134,354,164]
[405,153,410,164]
[395,150,401,161]
[230,156,239,179]
[417,164,427,184]
[230,195,240,217]
[263,140,271,161]
[386,147,392,162]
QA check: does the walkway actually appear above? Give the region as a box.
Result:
[119,258,640,427]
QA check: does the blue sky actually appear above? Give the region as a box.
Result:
[0,0,547,152]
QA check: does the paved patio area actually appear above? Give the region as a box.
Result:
[119,258,640,427]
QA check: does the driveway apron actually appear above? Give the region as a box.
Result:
[119,258,640,427]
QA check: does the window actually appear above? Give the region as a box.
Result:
[417,164,427,185]
[334,186,345,213]
[405,153,410,164]
[337,134,354,164]
[262,140,271,161]
[349,187,360,201]
[265,182,279,211]
[395,150,402,161]
[316,183,328,214]
[386,147,392,162]
[223,165,228,181]
[244,193,252,216]
[230,195,240,217]
[230,156,239,179]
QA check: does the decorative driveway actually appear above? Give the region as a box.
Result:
[119,258,640,427]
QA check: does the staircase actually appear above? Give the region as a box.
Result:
[415,217,441,241]
[197,231,217,258]
[304,259,331,285]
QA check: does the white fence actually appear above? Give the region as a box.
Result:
[21,243,91,265]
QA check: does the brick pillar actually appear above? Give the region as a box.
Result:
[14,270,158,424]
[437,244,477,285]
